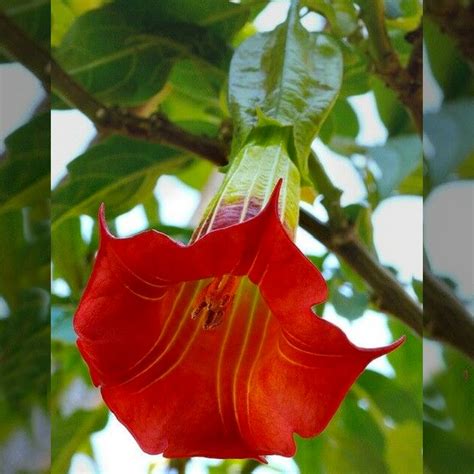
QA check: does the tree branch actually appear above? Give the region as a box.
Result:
[0,10,228,167]
[425,0,474,64]
[299,209,423,335]
[424,268,474,360]
[355,0,422,134]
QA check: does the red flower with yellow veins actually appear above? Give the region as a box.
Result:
[74,128,403,461]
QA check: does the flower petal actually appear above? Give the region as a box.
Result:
[74,184,403,458]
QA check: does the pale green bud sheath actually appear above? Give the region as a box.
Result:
[192,126,300,242]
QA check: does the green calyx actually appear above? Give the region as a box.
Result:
[195,126,301,240]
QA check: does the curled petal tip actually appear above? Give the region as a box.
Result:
[98,203,113,240]
[267,179,283,214]
[366,336,406,360]
[390,335,406,350]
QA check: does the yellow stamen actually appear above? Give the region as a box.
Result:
[191,275,239,330]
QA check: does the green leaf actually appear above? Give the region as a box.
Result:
[424,421,474,474]
[160,60,224,135]
[0,0,50,53]
[384,0,420,19]
[456,151,474,179]
[368,134,422,199]
[54,4,229,106]
[331,282,369,321]
[52,407,108,474]
[397,163,422,196]
[357,370,422,423]
[321,392,388,473]
[142,194,160,227]
[384,0,422,30]
[303,0,358,37]
[150,224,193,244]
[0,205,50,310]
[320,97,359,143]
[385,421,422,474]
[51,0,106,47]
[424,19,473,100]
[0,114,50,214]
[52,217,89,297]
[176,158,214,191]
[294,434,326,474]
[52,135,191,228]
[0,211,28,307]
[229,3,343,178]
[411,277,422,303]
[0,293,50,420]
[372,77,412,136]
[387,319,422,394]
[114,0,251,41]
[425,99,474,186]
[428,348,474,441]
[338,40,371,97]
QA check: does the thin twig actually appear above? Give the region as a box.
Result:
[423,268,474,359]
[167,458,188,474]
[355,0,422,134]
[0,10,228,167]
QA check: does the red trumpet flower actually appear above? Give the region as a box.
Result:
[74,132,403,460]
[74,187,402,460]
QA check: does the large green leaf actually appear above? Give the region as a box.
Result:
[54,4,230,106]
[52,135,192,227]
[113,0,252,41]
[228,2,342,178]
[368,134,422,199]
[0,114,50,214]
[160,60,225,136]
[425,99,474,186]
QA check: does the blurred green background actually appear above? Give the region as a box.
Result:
[0,0,473,473]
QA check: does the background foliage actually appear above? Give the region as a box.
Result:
[0,0,472,473]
